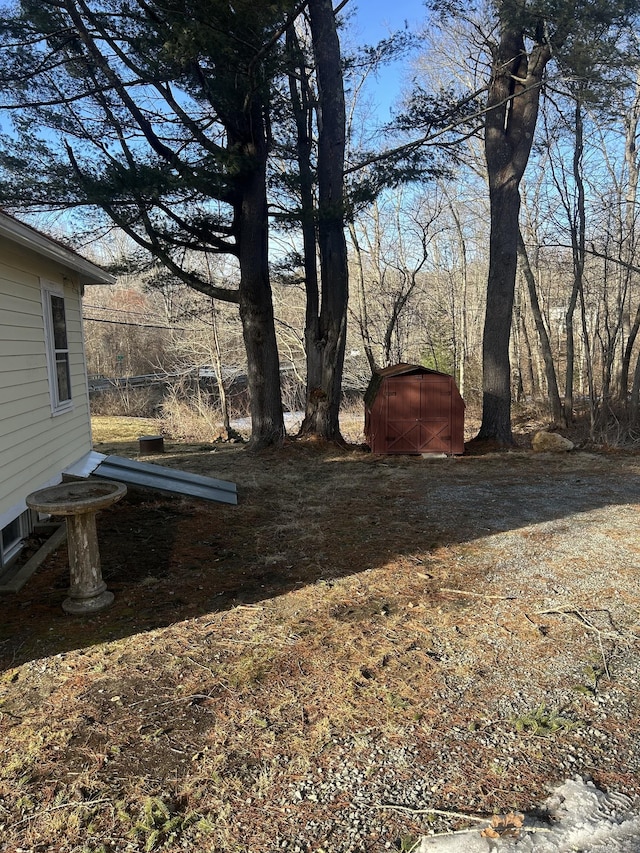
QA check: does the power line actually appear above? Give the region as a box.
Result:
[83,316,188,331]
[83,302,164,320]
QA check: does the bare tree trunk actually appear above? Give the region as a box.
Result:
[631,349,640,422]
[564,285,579,425]
[347,221,377,374]
[477,177,521,442]
[622,304,640,413]
[449,200,469,398]
[475,14,551,445]
[210,299,232,435]
[618,71,640,402]
[286,23,321,383]
[517,229,565,425]
[578,278,597,437]
[519,302,537,401]
[299,0,348,442]
[235,111,285,450]
[561,96,597,433]
[511,284,525,402]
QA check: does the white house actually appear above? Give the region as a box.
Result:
[0,211,115,571]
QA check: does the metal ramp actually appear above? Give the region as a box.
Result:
[64,452,237,505]
[1,453,236,594]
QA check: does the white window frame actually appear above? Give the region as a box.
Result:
[41,280,73,415]
[0,511,31,569]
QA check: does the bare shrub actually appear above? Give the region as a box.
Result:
[90,385,160,418]
[159,390,220,443]
[280,371,305,414]
[339,397,365,444]
[159,398,211,442]
[589,404,640,449]
[158,383,250,443]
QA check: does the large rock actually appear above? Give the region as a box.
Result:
[532,430,574,452]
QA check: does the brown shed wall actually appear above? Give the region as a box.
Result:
[365,366,464,455]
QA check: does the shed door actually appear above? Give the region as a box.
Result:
[384,375,452,453]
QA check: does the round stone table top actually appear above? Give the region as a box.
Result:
[26,479,127,516]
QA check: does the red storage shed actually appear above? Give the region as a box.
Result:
[364,364,465,455]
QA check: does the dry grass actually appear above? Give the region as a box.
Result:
[92,405,368,450]
[91,415,160,444]
[1,419,639,852]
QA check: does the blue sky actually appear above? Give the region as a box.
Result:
[346,0,427,119]
[348,0,425,43]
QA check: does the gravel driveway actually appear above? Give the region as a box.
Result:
[1,445,639,852]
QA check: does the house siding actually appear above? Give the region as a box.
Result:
[0,237,93,527]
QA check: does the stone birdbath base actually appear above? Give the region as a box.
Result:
[26,480,127,615]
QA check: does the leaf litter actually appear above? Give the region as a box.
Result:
[1,431,639,851]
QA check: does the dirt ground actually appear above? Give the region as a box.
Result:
[1,426,640,852]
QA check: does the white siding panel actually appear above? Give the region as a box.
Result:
[0,270,41,298]
[0,337,45,358]
[0,241,93,520]
[0,352,45,374]
[0,310,43,335]
[0,375,48,405]
[2,419,92,488]
[0,383,47,412]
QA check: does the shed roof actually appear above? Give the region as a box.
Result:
[376,363,452,379]
[364,363,454,409]
[0,209,115,285]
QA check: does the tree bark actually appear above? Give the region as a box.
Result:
[477,178,521,443]
[347,221,377,374]
[618,71,640,402]
[631,348,640,422]
[475,8,551,445]
[234,110,285,450]
[299,0,349,443]
[561,95,590,430]
[517,229,565,425]
[448,198,469,398]
[621,302,640,414]
[286,23,320,365]
[209,299,232,436]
